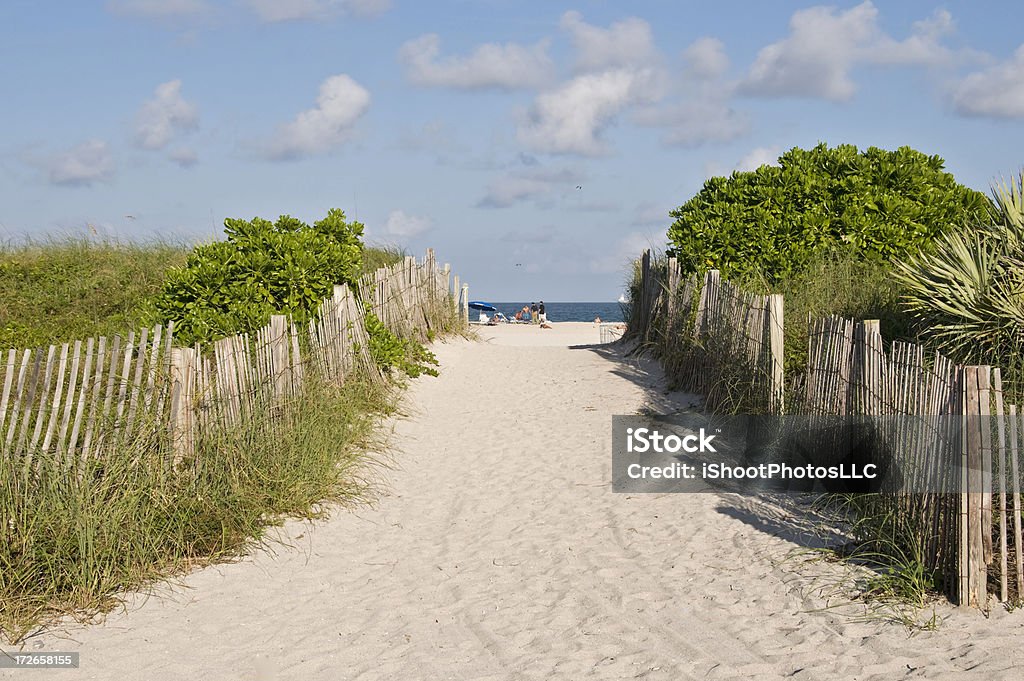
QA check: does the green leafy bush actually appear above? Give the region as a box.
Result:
[363,304,438,378]
[667,144,990,284]
[150,209,364,346]
[149,209,438,378]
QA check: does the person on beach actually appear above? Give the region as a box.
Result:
[538,301,546,324]
[530,302,539,324]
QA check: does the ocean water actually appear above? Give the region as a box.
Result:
[488,302,624,323]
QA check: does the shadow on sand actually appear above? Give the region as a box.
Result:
[569,338,852,554]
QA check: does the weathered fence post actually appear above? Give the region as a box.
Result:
[767,294,784,414]
[993,368,1008,603]
[461,283,469,324]
[169,346,196,468]
[961,366,990,608]
[1010,404,1024,600]
[666,256,678,330]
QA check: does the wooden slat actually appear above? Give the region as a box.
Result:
[122,327,150,439]
[0,349,16,439]
[67,338,95,464]
[29,345,59,457]
[80,336,107,464]
[115,331,136,423]
[16,350,43,469]
[41,344,69,454]
[55,340,83,464]
[992,369,1008,601]
[144,325,164,412]
[959,367,972,605]
[1010,404,1024,600]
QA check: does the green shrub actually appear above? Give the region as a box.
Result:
[149,210,439,378]
[363,304,438,378]
[667,143,990,284]
[149,209,364,347]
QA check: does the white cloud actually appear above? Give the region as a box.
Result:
[874,9,955,64]
[242,0,390,22]
[400,34,553,90]
[740,2,956,101]
[518,68,660,156]
[478,167,584,208]
[263,74,370,160]
[734,146,780,172]
[49,140,115,187]
[168,147,199,167]
[629,37,749,148]
[380,210,432,239]
[634,97,749,147]
[951,45,1024,118]
[134,80,199,150]
[683,37,730,80]
[560,11,657,72]
[106,0,210,19]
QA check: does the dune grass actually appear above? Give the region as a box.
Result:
[0,239,189,350]
[361,244,406,275]
[732,250,915,384]
[0,239,410,351]
[0,374,395,642]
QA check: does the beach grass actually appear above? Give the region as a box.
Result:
[0,373,395,642]
[0,238,189,350]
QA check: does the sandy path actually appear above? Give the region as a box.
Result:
[8,322,1024,680]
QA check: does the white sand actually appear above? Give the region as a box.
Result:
[8,321,1024,680]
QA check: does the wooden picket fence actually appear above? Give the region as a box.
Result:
[627,252,783,413]
[804,316,1022,608]
[627,250,1022,609]
[0,249,465,476]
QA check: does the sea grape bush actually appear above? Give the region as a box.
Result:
[151,209,364,346]
[362,303,439,378]
[667,144,990,284]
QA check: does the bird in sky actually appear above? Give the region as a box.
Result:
[576,185,582,190]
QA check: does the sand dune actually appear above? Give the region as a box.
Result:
[8,322,1024,680]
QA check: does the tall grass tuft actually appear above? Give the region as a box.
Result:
[0,374,394,643]
[736,249,915,383]
[360,245,406,275]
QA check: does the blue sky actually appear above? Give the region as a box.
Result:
[1,1,1022,300]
